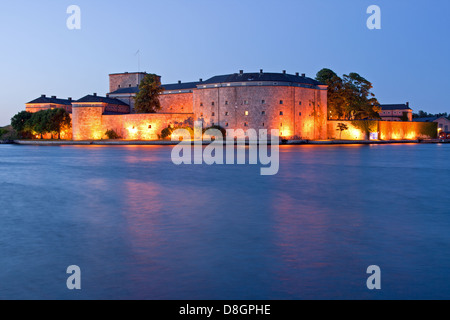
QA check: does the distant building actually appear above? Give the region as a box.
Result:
[413,116,450,137]
[26,95,73,113]
[379,103,413,121]
[74,93,130,115]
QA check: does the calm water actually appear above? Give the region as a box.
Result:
[0,144,449,300]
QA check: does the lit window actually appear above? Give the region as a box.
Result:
[245,111,249,116]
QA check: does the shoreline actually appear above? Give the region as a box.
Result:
[3,139,449,146]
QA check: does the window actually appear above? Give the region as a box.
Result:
[244,122,248,127]
[261,111,266,115]
[244,100,249,105]
[212,122,215,126]
[200,103,203,107]
[280,111,284,116]
[212,112,215,117]
[225,112,229,116]
[262,123,265,127]
[262,100,266,104]
[280,100,283,105]
[211,102,215,106]
[148,125,152,129]
[245,111,249,116]
[225,101,229,105]
[299,101,302,105]
[280,123,283,127]
[225,122,229,127]
[200,113,203,117]
[299,112,302,116]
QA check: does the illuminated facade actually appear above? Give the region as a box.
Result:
[26,71,438,141]
[26,95,73,113]
[101,70,329,141]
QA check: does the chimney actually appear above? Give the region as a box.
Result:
[282,70,286,74]
[106,94,109,98]
[406,102,409,107]
[51,96,56,99]
[295,72,299,76]
[41,94,46,98]
[68,97,72,101]
[301,73,306,77]
[260,69,263,74]
[93,93,97,96]
[199,78,203,82]
[239,70,244,75]
[178,80,182,84]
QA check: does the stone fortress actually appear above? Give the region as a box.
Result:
[27,70,328,140]
[25,70,437,141]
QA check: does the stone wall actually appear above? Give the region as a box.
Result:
[109,73,147,92]
[192,85,327,140]
[327,120,438,140]
[159,92,194,114]
[379,121,437,140]
[72,105,105,140]
[72,104,193,140]
[102,113,193,140]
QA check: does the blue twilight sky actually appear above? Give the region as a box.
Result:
[0,0,449,126]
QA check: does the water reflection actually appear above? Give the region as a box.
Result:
[0,144,449,299]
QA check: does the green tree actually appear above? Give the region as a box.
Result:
[47,108,71,139]
[11,111,33,137]
[134,74,164,113]
[336,123,349,140]
[316,69,380,120]
[342,73,380,120]
[316,69,346,119]
[0,128,7,138]
[30,110,51,139]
